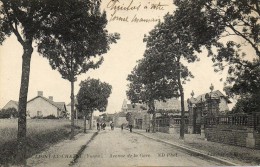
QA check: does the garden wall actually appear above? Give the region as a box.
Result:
[204,113,260,149]
[205,127,248,147]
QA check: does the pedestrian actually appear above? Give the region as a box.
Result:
[129,124,133,133]
[110,122,114,130]
[121,124,124,131]
[97,122,100,131]
[103,122,106,130]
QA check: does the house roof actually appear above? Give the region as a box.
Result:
[27,96,66,111]
[10,100,18,106]
[2,100,19,110]
[54,102,66,111]
[117,112,126,117]
[122,98,188,113]
[155,98,188,111]
[191,90,231,104]
[126,104,146,110]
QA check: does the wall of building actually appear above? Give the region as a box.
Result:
[116,117,128,127]
[27,98,58,117]
[219,97,229,112]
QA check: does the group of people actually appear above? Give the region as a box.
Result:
[97,122,106,130]
[96,122,134,132]
[97,122,114,130]
[97,122,133,132]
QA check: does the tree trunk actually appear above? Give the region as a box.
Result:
[152,111,156,133]
[148,100,156,133]
[76,109,78,125]
[83,115,87,133]
[17,45,33,165]
[177,63,185,140]
[89,112,93,130]
[70,80,75,139]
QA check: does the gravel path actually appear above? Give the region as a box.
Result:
[74,128,223,167]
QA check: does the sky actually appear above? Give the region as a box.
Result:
[0,0,255,113]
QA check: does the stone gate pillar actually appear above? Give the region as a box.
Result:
[187,91,196,134]
[246,114,256,148]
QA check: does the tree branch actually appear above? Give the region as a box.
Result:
[3,3,25,46]
[255,1,260,15]
[227,23,260,58]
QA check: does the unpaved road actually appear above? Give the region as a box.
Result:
[73,128,223,167]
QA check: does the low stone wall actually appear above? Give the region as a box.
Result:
[204,114,260,149]
[156,124,188,134]
[255,133,260,149]
[205,127,248,147]
[157,126,170,133]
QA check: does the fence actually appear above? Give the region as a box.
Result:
[204,113,260,149]
[205,113,260,132]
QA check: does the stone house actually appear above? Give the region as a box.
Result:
[154,98,189,133]
[113,112,126,127]
[27,91,66,118]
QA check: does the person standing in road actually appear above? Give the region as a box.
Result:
[129,124,133,133]
[121,124,124,131]
[110,122,114,130]
[103,122,106,130]
[97,122,100,131]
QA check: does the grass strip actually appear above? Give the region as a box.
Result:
[0,124,82,166]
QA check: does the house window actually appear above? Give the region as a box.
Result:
[37,111,42,117]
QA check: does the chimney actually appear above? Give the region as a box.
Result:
[49,96,53,101]
[38,91,43,97]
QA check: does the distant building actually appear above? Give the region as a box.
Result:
[113,111,128,127]
[2,100,18,110]
[153,98,189,133]
[27,91,66,118]
[154,98,189,117]
[121,99,128,112]
[121,98,189,131]
[120,100,149,129]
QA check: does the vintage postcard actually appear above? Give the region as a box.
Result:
[0,0,259,166]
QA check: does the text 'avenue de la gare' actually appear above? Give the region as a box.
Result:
[110,153,151,158]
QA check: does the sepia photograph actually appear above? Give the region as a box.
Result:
[0,0,260,166]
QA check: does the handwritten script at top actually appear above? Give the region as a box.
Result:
[106,0,169,23]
